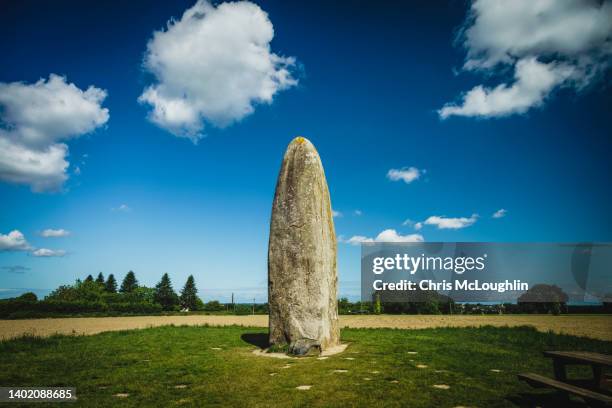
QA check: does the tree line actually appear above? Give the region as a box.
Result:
[0,271,228,319]
[52,270,217,312]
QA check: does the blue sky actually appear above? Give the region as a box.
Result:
[1,0,611,301]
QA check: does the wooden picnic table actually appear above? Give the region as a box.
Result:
[543,351,612,390]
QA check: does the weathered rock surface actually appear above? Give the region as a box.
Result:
[268,136,340,355]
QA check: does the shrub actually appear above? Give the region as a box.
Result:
[17,292,37,302]
[203,300,224,312]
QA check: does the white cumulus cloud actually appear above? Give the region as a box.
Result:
[0,74,109,192]
[40,228,71,238]
[440,0,612,119]
[345,235,373,245]
[387,167,422,184]
[32,248,66,257]
[418,214,478,230]
[139,0,298,142]
[0,230,31,251]
[332,210,342,218]
[343,229,424,245]
[492,208,507,218]
[439,58,573,118]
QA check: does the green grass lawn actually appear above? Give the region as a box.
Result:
[1,325,610,407]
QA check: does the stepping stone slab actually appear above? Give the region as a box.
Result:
[114,393,129,398]
[296,385,312,390]
[416,364,428,369]
[333,369,348,373]
[317,356,329,360]
[433,384,450,390]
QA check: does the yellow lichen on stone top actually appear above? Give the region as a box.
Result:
[294,136,307,144]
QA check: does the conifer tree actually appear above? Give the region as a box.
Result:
[95,272,105,285]
[154,273,179,310]
[105,274,117,293]
[84,274,94,283]
[120,271,138,293]
[180,275,199,310]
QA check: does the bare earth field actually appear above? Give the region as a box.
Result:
[1,314,611,341]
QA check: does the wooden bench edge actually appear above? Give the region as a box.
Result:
[518,373,612,405]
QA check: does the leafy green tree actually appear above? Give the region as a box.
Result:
[47,279,105,302]
[203,300,224,311]
[121,286,156,304]
[105,274,117,293]
[120,271,138,293]
[84,274,94,283]
[95,272,105,285]
[154,273,179,311]
[46,285,77,301]
[77,279,105,301]
[180,275,199,310]
[17,292,37,302]
[338,297,350,313]
[518,284,568,314]
[195,297,205,310]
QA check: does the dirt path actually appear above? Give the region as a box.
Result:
[1,314,610,341]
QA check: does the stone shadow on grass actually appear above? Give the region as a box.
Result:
[241,333,269,350]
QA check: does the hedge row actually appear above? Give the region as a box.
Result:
[0,299,162,318]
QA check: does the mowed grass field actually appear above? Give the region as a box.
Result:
[2,314,612,340]
[1,325,611,407]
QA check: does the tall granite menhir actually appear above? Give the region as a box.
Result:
[268,137,340,355]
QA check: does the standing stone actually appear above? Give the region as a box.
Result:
[268,136,340,355]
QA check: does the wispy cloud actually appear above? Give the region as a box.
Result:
[112,204,131,212]
[31,248,66,257]
[40,228,70,238]
[332,209,342,218]
[1,265,30,274]
[492,208,507,219]
[387,167,422,184]
[353,210,362,216]
[402,218,415,227]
